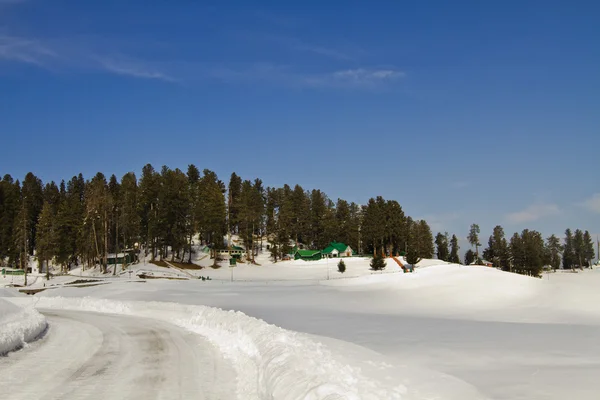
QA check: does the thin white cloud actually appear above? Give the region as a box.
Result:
[306,68,405,88]
[204,63,405,90]
[98,58,176,82]
[506,203,560,224]
[0,35,56,66]
[332,68,405,81]
[579,193,600,214]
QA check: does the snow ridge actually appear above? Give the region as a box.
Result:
[0,298,47,356]
[18,297,406,400]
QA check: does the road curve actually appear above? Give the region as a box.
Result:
[0,310,237,400]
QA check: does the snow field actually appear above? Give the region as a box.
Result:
[7,296,409,400]
[0,297,47,356]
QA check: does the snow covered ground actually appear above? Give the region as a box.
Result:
[3,256,600,399]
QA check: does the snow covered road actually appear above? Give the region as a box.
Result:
[0,310,236,400]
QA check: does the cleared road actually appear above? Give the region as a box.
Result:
[0,310,236,400]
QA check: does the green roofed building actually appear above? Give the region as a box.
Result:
[322,241,354,258]
[294,249,322,261]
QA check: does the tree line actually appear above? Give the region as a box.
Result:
[434,223,596,277]
[0,166,436,283]
[1,166,595,282]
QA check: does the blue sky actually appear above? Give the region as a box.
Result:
[1,0,599,248]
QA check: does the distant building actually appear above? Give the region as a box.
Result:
[322,242,354,258]
[469,259,494,267]
[294,249,322,261]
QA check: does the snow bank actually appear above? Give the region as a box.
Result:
[0,297,47,356]
[12,296,409,400]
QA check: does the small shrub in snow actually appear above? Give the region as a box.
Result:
[338,260,346,273]
[370,254,387,271]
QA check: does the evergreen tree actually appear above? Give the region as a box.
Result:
[370,253,387,271]
[417,220,434,259]
[464,249,475,265]
[521,229,545,277]
[509,232,525,272]
[120,172,140,257]
[361,196,386,256]
[468,223,481,259]
[385,200,406,256]
[35,201,56,278]
[227,172,242,235]
[435,232,449,261]
[583,231,595,267]
[0,176,20,265]
[405,226,422,266]
[563,229,575,270]
[546,234,563,271]
[198,169,226,263]
[482,225,510,270]
[21,172,44,255]
[337,259,346,273]
[85,173,110,272]
[13,202,29,284]
[573,229,585,268]
[138,164,160,260]
[449,234,461,264]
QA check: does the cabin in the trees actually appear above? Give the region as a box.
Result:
[294,249,323,261]
[217,245,247,259]
[469,259,494,267]
[322,242,354,258]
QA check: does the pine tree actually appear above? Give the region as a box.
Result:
[583,231,595,267]
[546,234,563,271]
[138,164,160,260]
[417,220,434,259]
[21,172,44,255]
[361,197,386,256]
[482,225,510,270]
[120,172,140,257]
[468,223,481,259]
[464,249,475,265]
[337,259,346,273]
[85,173,110,272]
[198,169,226,264]
[573,229,585,269]
[435,232,449,261]
[35,201,56,278]
[521,229,545,277]
[449,234,461,264]
[385,200,406,256]
[510,232,525,272]
[0,176,20,266]
[563,229,575,270]
[227,172,242,235]
[370,253,387,271]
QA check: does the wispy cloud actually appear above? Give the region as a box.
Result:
[98,58,176,82]
[506,203,560,224]
[306,68,405,88]
[579,193,600,214]
[0,33,177,82]
[0,34,56,66]
[203,63,405,90]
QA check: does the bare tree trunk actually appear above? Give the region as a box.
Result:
[113,214,118,276]
[103,209,108,273]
